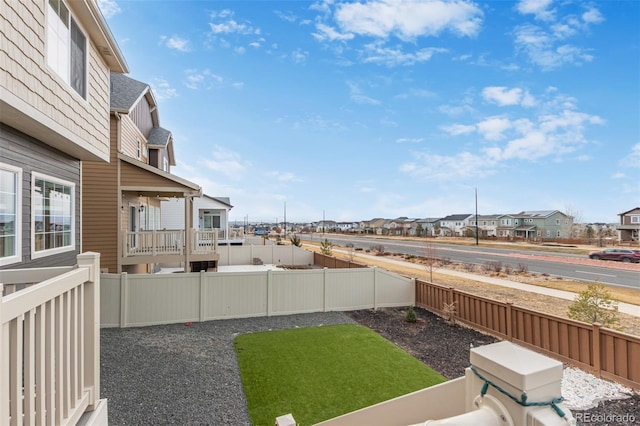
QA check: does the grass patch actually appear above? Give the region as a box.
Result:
[235,324,446,426]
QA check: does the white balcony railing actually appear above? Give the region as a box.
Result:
[0,252,101,425]
[123,229,221,257]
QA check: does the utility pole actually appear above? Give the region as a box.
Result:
[475,188,479,246]
[284,201,287,239]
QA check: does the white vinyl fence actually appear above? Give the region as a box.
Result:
[100,267,414,328]
[216,244,314,266]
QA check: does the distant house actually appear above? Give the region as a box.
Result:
[468,215,501,237]
[438,214,473,237]
[359,218,386,234]
[617,207,640,243]
[1,0,127,270]
[82,73,219,273]
[497,210,573,240]
[161,195,244,245]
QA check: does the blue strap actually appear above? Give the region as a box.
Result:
[470,366,567,419]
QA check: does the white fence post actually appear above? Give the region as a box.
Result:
[77,251,101,410]
[120,272,128,328]
[373,267,378,310]
[199,271,206,322]
[267,270,273,317]
[323,268,328,312]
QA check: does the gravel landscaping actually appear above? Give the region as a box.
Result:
[102,308,639,425]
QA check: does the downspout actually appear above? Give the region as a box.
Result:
[114,111,123,273]
[184,195,192,272]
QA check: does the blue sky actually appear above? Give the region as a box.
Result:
[99,0,639,224]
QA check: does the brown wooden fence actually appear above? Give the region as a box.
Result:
[314,252,368,269]
[415,279,640,390]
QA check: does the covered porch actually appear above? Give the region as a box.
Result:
[118,154,219,273]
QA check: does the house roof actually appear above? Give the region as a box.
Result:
[203,194,233,209]
[440,214,473,221]
[514,210,559,218]
[110,73,150,112]
[74,0,128,73]
[147,127,171,147]
[619,207,640,216]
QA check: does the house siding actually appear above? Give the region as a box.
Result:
[82,120,119,272]
[0,124,80,269]
[119,116,147,161]
[1,0,112,162]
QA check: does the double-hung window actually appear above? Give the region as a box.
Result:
[32,174,75,258]
[47,0,87,98]
[0,164,22,266]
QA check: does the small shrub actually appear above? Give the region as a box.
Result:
[290,234,302,247]
[503,264,512,275]
[405,306,417,323]
[568,283,621,330]
[485,261,503,273]
[517,263,528,273]
[371,244,385,254]
[440,257,452,266]
[320,239,333,256]
[442,301,457,325]
[463,263,476,272]
[405,254,416,260]
[355,247,363,251]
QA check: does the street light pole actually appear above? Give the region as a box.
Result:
[475,187,479,246]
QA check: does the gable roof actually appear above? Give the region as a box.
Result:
[619,207,640,216]
[110,73,149,111]
[203,194,233,209]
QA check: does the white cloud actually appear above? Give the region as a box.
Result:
[291,48,309,64]
[312,23,355,42]
[441,124,475,136]
[150,78,178,100]
[477,116,511,141]
[334,0,484,40]
[400,150,497,181]
[396,137,424,144]
[361,43,447,66]
[348,82,381,105]
[184,69,225,90]
[97,0,121,18]
[513,3,604,70]
[618,143,640,169]
[482,86,523,106]
[201,146,251,180]
[266,171,302,182]
[161,36,191,52]
[516,0,555,22]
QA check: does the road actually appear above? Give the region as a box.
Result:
[300,234,640,290]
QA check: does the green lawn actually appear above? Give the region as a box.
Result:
[235,323,446,426]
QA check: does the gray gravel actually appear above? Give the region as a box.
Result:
[100,312,356,426]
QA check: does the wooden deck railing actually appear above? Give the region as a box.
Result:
[415,279,640,390]
[123,229,224,257]
[0,252,101,425]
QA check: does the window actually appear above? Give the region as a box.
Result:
[163,157,169,172]
[32,174,75,258]
[137,139,141,159]
[631,216,640,224]
[0,164,22,266]
[47,0,87,98]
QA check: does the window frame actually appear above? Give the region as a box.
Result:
[0,163,23,266]
[31,172,76,259]
[46,0,88,99]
